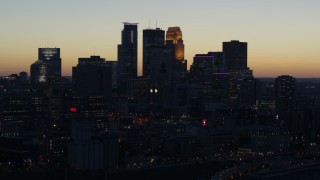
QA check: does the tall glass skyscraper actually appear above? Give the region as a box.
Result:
[30,60,48,84]
[38,48,61,81]
[117,23,138,94]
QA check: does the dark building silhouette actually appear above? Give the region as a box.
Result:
[127,77,150,113]
[0,91,47,136]
[68,95,109,131]
[148,42,175,107]
[69,120,118,170]
[30,60,48,84]
[228,69,255,106]
[189,52,228,103]
[212,72,230,103]
[140,26,188,109]
[257,82,276,115]
[239,77,256,106]
[19,71,28,83]
[190,55,214,82]
[105,61,118,89]
[275,75,296,130]
[6,25,319,175]
[275,75,296,110]
[189,54,214,102]
[38,48,61,82]
[207,52,225,72]
[223,40,247,70]
[142,27,179,108]
[143,28,165,78]
[2,74,21,91]
[189,41,254,107]
[118,23,138,94]
[175,84,204,120]
[72,56,112,99]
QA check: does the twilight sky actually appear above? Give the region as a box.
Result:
[1,0,320,77]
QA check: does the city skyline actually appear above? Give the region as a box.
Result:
[2,1,320,178]
[1,0,320,77]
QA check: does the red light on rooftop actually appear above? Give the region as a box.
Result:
[202,119,207,126]
[70,107,77,113]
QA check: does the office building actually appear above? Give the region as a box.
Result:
[228,69,255,106]
[166,27,187,83]
[118,23,138,94]
[166,27,184,61]
[207,52,225,72]
[189,54,214,102]
[72,56,112,99]
[143,28,165,78]
[275,75,296,110]
[223,40,247,70]
[38,48,61,81]
[30,60,48,84]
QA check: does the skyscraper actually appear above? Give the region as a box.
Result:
[72,56,112,98]
[207,52,225,72]
[189,55,214,83]
[148,42,175,107]
[143,28,165,78]
[223,40,247,70]
[38,48,61,81]
[189,52,227,103]
[275,75,296,110]
[189,54,214,102]
[166,27,184,60]
[30,60,48,84]
[275,75,296,131]
[166,27,187,84]
[117,22,138,94]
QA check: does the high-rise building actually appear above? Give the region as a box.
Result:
[30,60,48,84]
[189,52,228,103]
[148,42,175,107]
[166,27,184,60]
[143,28,165,78]
[166,27,187,83]
[228,69,255,106]
[38,48,61,81]
[127,77,150,113]
[117,23,138,94]
[72,56,113,99]
[105,61,118,89]
[189,54,214,102]
[189,54,214,82]
[275,75,296,132]
[275,75,296,110]
[207,52,225,72]
[223,40,247,70]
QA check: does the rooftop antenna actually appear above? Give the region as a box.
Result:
[149,17,151,28]
[93,47,96,56]
[156,19,158,28]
